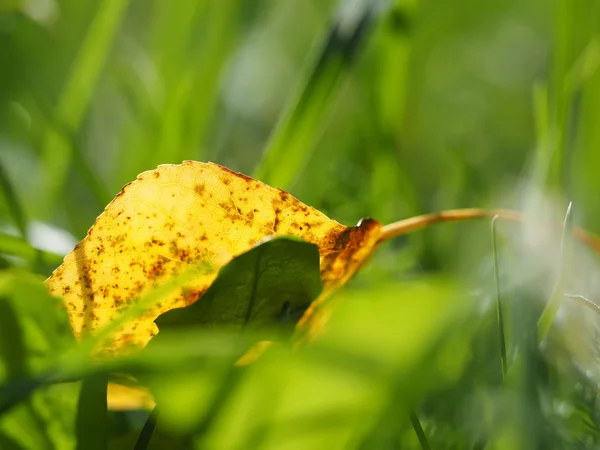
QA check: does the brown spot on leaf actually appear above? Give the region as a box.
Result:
[181,287,206,305]
[333,228,352,250]
[194,183,205,195]
[277,188,290,203]
[150,258,166,278]
[218,165,254,183]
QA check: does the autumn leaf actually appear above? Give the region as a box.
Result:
[46,161,382,354]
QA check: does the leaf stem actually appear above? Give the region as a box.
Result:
[378,208,600,254]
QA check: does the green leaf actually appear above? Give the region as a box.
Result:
[153,237,322,341]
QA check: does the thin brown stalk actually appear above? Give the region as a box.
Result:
[378,208,600,255]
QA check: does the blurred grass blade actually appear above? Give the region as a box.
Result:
[254,0,379,189]
[134,408,159,450]
[546,0,596,193]
[151,1,243,166]
[547,0,571,190]
[76,373,108,450]
[181,2,243,162]
[491,216,507,378]
[532,82,550,184]
[31,95,112,209]
[537,202,573,342]
[564,38,600,97]
[565,294,600,314]
[0,297,26,381]
[409,409,430,450]
[0,232,64,268]
[70,141,114,209]
[0,163,27,237]
[41,0,130,213]
[0,377,49,417]
[194,365,243,443]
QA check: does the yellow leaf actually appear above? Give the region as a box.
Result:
[106,382,155,411]
[46,161,381,353]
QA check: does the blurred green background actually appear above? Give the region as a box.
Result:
[2,0,600,448]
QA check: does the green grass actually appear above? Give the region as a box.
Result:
[2,0,600,448]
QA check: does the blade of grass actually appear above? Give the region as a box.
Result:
[193,364,243,443]
[33,94,112,209]
[547,0,572,190]
[253,0,379,189]
[153,2,243,166]
[491,216,507,379]
[408,408,430,450]
[183,1,243,162]
[532,82,550,185]
[563,38,600,99]
[546,4,600,195]
[147,0,199,168]
[70,141,114,209]
[565,294,600,314]
[537,202,573,342]
[76,373,108,450]
[0,162,27,237]
[0,377,49,417]
[41,0,130,214]
[134,407,159,450]
[0,232,64,268]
